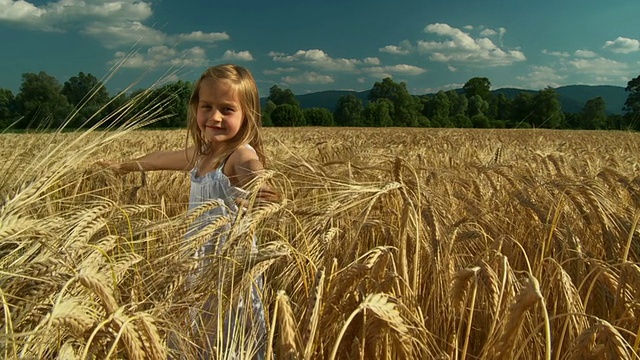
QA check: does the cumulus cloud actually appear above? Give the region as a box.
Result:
[221,50,254,62]
[110,46,208,69]
[0,0,229,49]
[574,49,597,58]
[282,72,335,85]
[516,65,568,89]
[178,31,230,43]
[263,67,298,75]
[271,49,373,71]
[379,45,410,55]
[364,64,426,76]
[603,36,640,54]
[480,28,497,36]
[543,49,570,57]
[417,23,526,66]
[568,57,632,80]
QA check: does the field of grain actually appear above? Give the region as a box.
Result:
[1,125,639,359]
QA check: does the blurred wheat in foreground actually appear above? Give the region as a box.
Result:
[1,125,640,359]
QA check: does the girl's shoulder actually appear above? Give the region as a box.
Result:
[228,143,259,165]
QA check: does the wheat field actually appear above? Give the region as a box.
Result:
[1,124,639,359]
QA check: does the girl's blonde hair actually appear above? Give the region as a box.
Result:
[187,64,265,169]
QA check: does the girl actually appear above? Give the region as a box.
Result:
[101,64,275,359]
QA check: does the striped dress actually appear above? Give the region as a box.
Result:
[186,146,266,360]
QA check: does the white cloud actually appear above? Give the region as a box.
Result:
[543,49,570,57]
[603,36,640,54]
[282,72,335,85]
[568,57,632,79]
[0,0,229,49]
[263,67,298,75]
[364,64,426,76]
[111,46,208,69]
[271,49,372,71]
[379,45,409,55]
[221,50,254,62]
[480,28,497,36]
[574,49,597,58]
[363,57,381,65]
[378,40,412,55]
[177,31,230,43]
[448,65,457,72]
[417,23,526,66]
[463,25,473,31]
[0,0,45,23]
[516,65,568,89]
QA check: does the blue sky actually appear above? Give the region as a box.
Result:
[1,0,639,97]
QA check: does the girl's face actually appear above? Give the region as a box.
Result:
[196,78,244,144]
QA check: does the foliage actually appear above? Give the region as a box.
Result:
[364,98,394,127]
[62,72,111,127]
[271,103,305,127]
[334,93,364,127]
[14,71,73,129]
[268,85,299,107]
[463,77,492,101]
[369,77,423,127]
[623,74,640,124]
[0,88,17,128]
[580,97,608,130]
[303,107,334,126]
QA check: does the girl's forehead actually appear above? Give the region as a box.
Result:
[199,78,239,100]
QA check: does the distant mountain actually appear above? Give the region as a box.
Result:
[261,85,627,115]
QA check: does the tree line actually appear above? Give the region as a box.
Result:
[1,71,640,131]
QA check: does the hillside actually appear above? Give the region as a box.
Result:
[261,85,627,115]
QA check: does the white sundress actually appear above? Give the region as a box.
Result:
[186,148,266,360]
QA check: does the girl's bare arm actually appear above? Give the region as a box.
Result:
[98,146,197,173]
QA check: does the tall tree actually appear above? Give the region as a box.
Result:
[62,72,111,127]
[0,88,17,128]
[304,107,334,126]
[363,99,394,127]
[268,85,299,107]
[529,87,564,128]
[271,104,305,127]
[368,77,423,127]
[149,80,192,128]
[426,91,451,127]
[580,97,607,130]
[623,75,640,123]
[334,94,364,127]
[14,71,72,129]
[463,77,492,101]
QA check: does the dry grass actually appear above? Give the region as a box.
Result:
[1,124,640,359]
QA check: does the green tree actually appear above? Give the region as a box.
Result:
[14,71,72,129]
[580,97,607,130]
[463,77,492,101]
[149,80,192,128]
[262,100,277,127]
[268,85,299,107]
[529,88,564,128]
[493,93,512,121]
[62,72,110,127]
[0,88,17,128]
[364,99,394,127]
[623,75,640,126]
[510,92,534,128]
[468,94,489,118]
[425,91,451,127]
[334,94,364,127]
[271,104,305,127]
[368,77,423,127]
[304,107,334,126]
[447,91,470,127]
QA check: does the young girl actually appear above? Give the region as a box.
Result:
[101,64,275,359]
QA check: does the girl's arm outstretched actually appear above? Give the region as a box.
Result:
[98,146,197,173]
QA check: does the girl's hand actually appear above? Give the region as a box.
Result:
[95,159,128,175]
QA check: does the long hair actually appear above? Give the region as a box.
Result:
[186,64,265,169]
